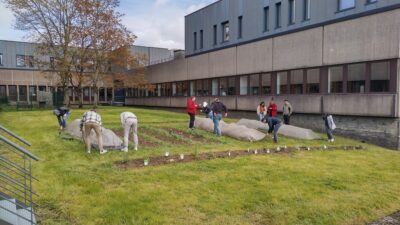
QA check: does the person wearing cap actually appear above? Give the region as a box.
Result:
[187,96,198,129]
[120,111,139,152]
[80,107,106,154]
[201,101,213,119]
[282,99,293,125]
[211,98,227,136]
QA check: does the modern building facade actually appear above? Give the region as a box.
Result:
[126,0,400,149]
[0,40,174,104]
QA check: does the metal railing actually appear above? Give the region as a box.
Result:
[0,124,39,225]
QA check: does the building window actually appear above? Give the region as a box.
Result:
[275,2,282,28]
[212,79,219,96]
[0,53,3,66]
[306,68,320,94]
[16,55,26,67]
[49,57,55,69]
[240,76,248,95]
[277,72,288,95]
[157,84,162,97]
[27,56,34,68]
[38,86,47,92]
[370,61,390,92]
[172,83,177,96]
[250,74,260,95]
[303,0,310,21]
[290,70,303,94]
[222,21,230,42]
[9,85,17,101]
[195,80,203,96]
[338,0,355,11]
[262,73,271,94]
[200,30,204,49]
[366,0,377,4]
[213,25,217,45]
[19,85,27,101]
[193,32,197,51]
[329,66,343,93]
[203,80,209,96]
[288,0,295,25]
[190,81,195,96]
[263,6,269,32]
[219,77,235,96]
[238,16,243,39]
[0,86,6,98]
[347,63,366,93]
[29,86,37,102]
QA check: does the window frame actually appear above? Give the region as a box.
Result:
[275,2,282,29]
[303,0,311,21]
[0,53,3,66]
[263,6,270,32]
[288,0,296,25]
[193,32,197,51]
[16,55,26,67]
[213,25,217,46]
[337,0,356,12]
[221,21,230,43]
[200,30,204,49]
[238,16,243,39]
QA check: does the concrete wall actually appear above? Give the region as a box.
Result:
[237,39,273,74]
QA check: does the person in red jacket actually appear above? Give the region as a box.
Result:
[268,97,278,118]
[187,96,198,129]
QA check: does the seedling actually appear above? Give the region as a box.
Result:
[144,159,149,166]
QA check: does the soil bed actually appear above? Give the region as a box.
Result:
[113,129,159,148]
[115,145,365,169]
[160,127,219,143]
[140,127,189,145]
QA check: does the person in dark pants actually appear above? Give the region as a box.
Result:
[201,101,213,119]
[211,98,227,136]
[186,96,198,129]
[282,99,293,125]
[267,116,282,143]
[268,98,277,118]
[323,114,336,142]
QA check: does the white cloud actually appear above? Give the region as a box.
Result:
[0,4,26,41]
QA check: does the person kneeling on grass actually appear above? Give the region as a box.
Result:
[323,114,336,142]
[267,116,282,143]
[120,111,138,152]
[80,107,106,154]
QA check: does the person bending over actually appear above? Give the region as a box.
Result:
[120,111,139,152]
[80,107,106,154]
[268,116,282,143]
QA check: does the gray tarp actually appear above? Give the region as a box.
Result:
[65,119,123,150]
[236,119,320,140]
[194,117,266,141]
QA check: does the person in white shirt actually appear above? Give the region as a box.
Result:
[80,107,106,154]
[120,111,138,152]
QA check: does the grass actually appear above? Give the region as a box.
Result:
[0,106,399,225]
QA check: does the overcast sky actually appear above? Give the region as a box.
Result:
[0,0,218,50]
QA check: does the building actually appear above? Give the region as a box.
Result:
[0,40,174,104]
[126,0,400,150]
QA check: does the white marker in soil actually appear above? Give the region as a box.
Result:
[165,152,170,157]
[144,159,149,166]
[180,154,184,160]
[267,149,270,154]
[276,147,281,152]
[254,150,258,154]
[228,151,231,157]
[307,147,311,151]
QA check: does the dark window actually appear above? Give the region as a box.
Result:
[290,70,303,94]
[202,80,210,96]
[220,77,236,96]
[347,63,366,93]
[303,0,310,20]
[27,56,34,68]
[275,2,282,28]
[193,32,197,51]
[306,68,320,94]
[99,88,106,101]
[19,85,27,101]
[366,0,377,4]
[263,7,269,32]
[329,66,343,93]
[238,16,243,39]
[195,80,203,96]
[288,0,295,25]
[38,86,46,92]
[262,73,271,94]
[213,25,217,45]
[29,86,37,102]
[200,30,204,49]
[277,72,288,95]
[16,55,26,67]
[240,76,248,95]
[0,86,6,98]
[222,21,230,42]
[83,87,90,101]
[370,61,390,92]
[9,85,17,101]
[0,53,3,65]
[338,0,355,11]
[250,74,260,95]
[106,88,113,100]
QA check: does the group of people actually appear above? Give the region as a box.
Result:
[256,98,336,142]
[54,106,139,154]
[186,96,227,136]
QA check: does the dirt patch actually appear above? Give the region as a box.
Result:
[367,211,400,225]
[113,129,159,148]
[115,145,365,169]
[140,127,189,145]
[160,127,218,143]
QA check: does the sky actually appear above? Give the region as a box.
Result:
[0,0,218,50]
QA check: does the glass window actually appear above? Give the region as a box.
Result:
[38,86,46,92]
[83,87,90,101]
[193,32,197,51]
[99,88,106,101]
[262,73,271,94]
[277,72,288,95]
[238,16,243,39]
[212,79,218,96]
[9,85,17,101]
[329,66,343,93]
[165,83,172,96]
[19,85,27,101]
[176,82,184,97]
[172,83,177,96]
[228,77,236,95]
[250,74,260,95]
[303,0,310,20]
[107,88,113,100]
[219,78,228,96]
[290,70,303,94]
[0,86,6,98]
[0,53,3,65]
[213,25,217,45]
[263,7,269,32]
[288,0,295,25]
[306,68,320,94]
[367,0,377,3]
[16,55,26,67]
[29,86,37,102]
[338,0,355,11]
[240,76,248,95]
[203,80,210,96]
[371,61,390,92]
[190,81,195,96]
[157,84,162,97]
[347,63,366,93]
[195,80,203,96]
[222,21,230,42]
[275,2,282,28]
[27,56,34,68]
[200,30,204,49]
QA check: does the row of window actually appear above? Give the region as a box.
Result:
[0,54,35,68]
[127,60,392,98]
[193,0,378,51]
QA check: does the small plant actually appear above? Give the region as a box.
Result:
[144,158,150,166]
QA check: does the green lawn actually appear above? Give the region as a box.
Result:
[0,106,399,225]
